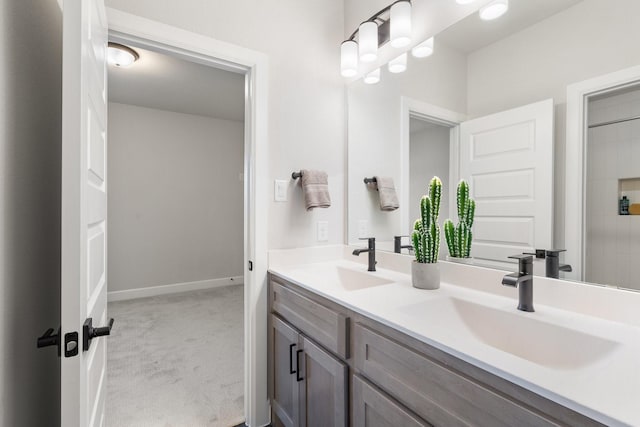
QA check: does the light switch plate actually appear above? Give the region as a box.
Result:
[317,221,329,242]
[274,180,287,202]
[358,220,369,238]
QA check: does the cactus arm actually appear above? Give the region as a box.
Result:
[429,177,442,223]
[466,199,475,228]
[457,180,469,221]
[444,220,455,258]
[465,228,473,258]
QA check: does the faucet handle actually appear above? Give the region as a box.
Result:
[523,249,546,259]
[508,254,534,262]
[545,249,566,257]
[508,254,533,275]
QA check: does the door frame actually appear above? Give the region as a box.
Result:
[399,97,467,234]
[565,65,640,282]
[107,9,270,426]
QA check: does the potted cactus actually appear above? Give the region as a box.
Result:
[411,176,442,290]
[444,180,475,263]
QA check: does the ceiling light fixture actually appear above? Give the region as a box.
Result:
[390,0,412,48]
[107,42,139,67]
[411,37,434,58]
[479,0,509,21]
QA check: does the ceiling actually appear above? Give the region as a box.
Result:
[108,45,245,121]
[437,0,583,54]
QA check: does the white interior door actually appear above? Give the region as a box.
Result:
[459,99,554,270]
[61,0,109,426]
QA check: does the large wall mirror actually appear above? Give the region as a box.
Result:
[347,0,640,290]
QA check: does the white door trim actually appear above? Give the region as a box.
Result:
[106,9,270,426]
[565,65,640,281]
[400,97,466,234]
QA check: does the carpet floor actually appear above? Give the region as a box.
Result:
[106,285,244,427]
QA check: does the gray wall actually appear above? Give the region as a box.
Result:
[0,0,62,426]
[107,102,244,292]
[409,122,451,253]
[105,0,346,250]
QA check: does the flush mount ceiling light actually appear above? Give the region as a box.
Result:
[390,0,412,48]
[364,68,381,84]
[411,37,434,58]
[107,42,139,67]
[388,53,407,73]
[479,0,509,20]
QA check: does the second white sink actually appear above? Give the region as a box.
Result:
[287,264,395,291]
[398,297,620,369]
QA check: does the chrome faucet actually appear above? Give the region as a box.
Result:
[393,235,413,254]
[502,254,534,312]
[353,237,376,271]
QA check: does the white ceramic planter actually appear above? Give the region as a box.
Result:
[411,261,440,290]
[446,256,474,265]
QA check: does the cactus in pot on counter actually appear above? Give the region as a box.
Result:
[412,176,442,263]
[444,180,475,258]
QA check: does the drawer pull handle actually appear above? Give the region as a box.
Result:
[289,343,297,374]
[296,349,304,382]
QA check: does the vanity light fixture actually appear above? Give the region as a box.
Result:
[388,53,407,73]
[479,0,509,21]
[359,21,379,62]
[390,1,412,48]
[411,37,434,58]
[341,40,359,77]
[364,68,381,84]
[107,42,139,67]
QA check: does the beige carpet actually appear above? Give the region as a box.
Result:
[106,285,244,426]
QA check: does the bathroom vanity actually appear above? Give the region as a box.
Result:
[267,246,640,427]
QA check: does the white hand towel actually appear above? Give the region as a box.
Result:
[301,169,331,210]
[374,176,399,211]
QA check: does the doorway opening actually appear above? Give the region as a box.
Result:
[105,40,247,425]
[583,83,640,290]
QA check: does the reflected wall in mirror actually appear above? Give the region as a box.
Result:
[347,0,640,289]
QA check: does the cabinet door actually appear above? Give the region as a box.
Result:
[352,375,432,427]
[300,337,348,427]
[271,316,301,427]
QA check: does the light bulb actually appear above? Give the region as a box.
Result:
[479,0,509,20]
[364,68,380,84]
[340,40,358,77]
[411,37,434,58]
[388,53,407,73]
[390,1,412,48]
[359,21,378,62]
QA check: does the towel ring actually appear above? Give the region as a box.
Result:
[292,171,303,179]
[364,177,377,184]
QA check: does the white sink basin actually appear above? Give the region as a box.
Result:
[399,297,620,369]
[286,264,394,291]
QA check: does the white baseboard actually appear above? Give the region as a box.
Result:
[108,276,244,302]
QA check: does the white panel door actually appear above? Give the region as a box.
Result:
[61,1,109,426]
[459,99,554,270]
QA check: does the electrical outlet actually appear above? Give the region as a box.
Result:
[358,220,369,238]
[317,221,329,242]
[274,180,287,202]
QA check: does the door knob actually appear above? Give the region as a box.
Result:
[83,317,114,351]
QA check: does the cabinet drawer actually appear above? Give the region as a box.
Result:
[353,323,559,427]
[271,280,349,359]
[352,375,431,427]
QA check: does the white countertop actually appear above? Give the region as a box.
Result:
[268,245,640,427]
